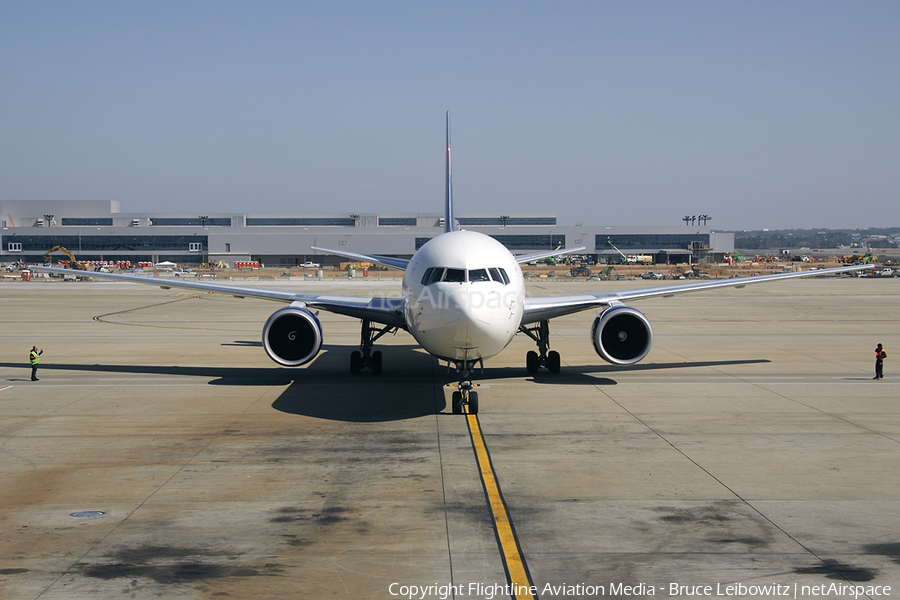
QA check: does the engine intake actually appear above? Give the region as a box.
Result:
[591,305,653,365]
[263,305,323,367]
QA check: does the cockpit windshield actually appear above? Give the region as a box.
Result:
[421,266,510,286]
[442,268,466,283]
[468,268,490,282]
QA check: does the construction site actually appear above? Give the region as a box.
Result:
[5,247,897,285]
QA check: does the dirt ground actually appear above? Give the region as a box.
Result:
[2,258,877,284]
[187,259,858,281]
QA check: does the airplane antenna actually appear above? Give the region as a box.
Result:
[445,111,455,233]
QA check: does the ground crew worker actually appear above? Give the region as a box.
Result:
[29,345,43,381]
[874,343,886,380]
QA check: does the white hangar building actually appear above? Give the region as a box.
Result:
[1,200,733,267]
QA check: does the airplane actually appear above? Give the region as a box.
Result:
[32,113,873,414]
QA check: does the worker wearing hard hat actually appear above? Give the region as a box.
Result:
[29,346,43,381]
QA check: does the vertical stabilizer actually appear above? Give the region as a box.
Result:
[444,111,455,233]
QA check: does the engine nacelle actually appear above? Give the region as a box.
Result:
[591,305,653,365]
[262,305,323,367]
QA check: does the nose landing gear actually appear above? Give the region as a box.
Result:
[451,387,479,415]
[450,359,481,414]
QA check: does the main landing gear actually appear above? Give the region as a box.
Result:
[450,359,480,415]
[350,320,397,375]
[518,320,561,374]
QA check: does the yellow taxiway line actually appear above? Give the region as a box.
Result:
[465,409,538,600]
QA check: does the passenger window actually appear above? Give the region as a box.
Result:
[442,268,466,283]
[469,268,490,282]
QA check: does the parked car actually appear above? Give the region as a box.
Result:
[299,261,320,269]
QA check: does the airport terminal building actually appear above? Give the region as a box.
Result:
[1,200,733,267]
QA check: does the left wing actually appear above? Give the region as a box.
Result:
[522,264,873,324]
[29,266,407,328]
[310,247,409,271]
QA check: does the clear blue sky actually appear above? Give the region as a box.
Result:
[2,1,898,230]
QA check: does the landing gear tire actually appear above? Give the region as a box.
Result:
[548,350,561,374]
[521,321,562,375]
[452,391,463,414]
[352,320,396,375]
[467,391,479,415]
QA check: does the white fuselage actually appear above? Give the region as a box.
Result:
[401,230,525,362]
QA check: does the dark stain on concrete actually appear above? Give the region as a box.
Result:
[428,499,495,531]
[312,506,349,525]
[863,542,900,564]
[108,545,219,563]
[793,559,877,582]
[280,534,311,547]
[709,536,767,548]
[74,545,285,584]
[269,515,299,523]
[268,505,349,526]
[656,504,733,524]
[269,506,308,523]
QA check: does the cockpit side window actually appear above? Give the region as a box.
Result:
[421,267,435,286]
[490,267,510,285]
[442,268,466,283]
[426,267,444,285]
[469,268,490,282]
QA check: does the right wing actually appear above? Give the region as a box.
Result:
[514,246,586,265]
[29,266,407,329]
[522,264,873,324]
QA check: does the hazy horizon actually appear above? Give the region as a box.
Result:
[3,2,898,231]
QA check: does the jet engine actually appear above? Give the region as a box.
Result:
[591,305,653,365]
[262,305,323,367]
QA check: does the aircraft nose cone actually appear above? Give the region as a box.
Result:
[444,287,492,325]
[406,283,521,362]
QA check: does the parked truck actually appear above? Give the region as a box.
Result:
[626,254,653,265]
